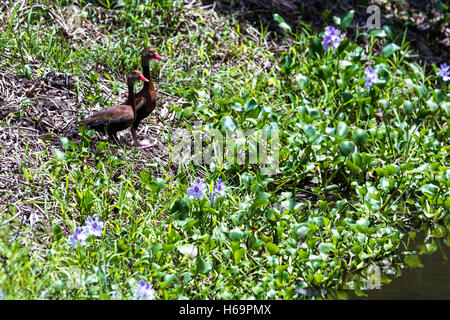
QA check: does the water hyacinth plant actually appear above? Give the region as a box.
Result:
[437,63,449,81]
[322,26,341,51]
[134,280,155,300]
[186,178,207,200]
[69,227,89,248]
[187,177,227,206]
[209,178,227,205]
[85,216,104,237]
[69,216,104,247]
[364,66,378,88]
[0,1,448,301]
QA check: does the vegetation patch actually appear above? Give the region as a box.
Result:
[0,0,448,299]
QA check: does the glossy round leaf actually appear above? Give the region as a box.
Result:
[352,129,368,145]
[339,141,355,156]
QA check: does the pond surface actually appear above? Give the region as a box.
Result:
[347,225,450,300]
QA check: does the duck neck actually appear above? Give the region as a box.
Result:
[142,60,155,92]
[127,80,136,119]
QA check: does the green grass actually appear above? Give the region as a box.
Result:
[0,0,449,299]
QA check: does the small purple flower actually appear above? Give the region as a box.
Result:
[69,227,89,247]
[364,66,378,88]
[213,178,226,196]
[85,216,104,237]
[437,63,450,81]
[187,178,206,200]
[322,26,341,51]
[209,178,227,205]
[101,263,110,273]
[134,280,155,300]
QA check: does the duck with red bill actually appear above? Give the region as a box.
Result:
[79,70,149,146]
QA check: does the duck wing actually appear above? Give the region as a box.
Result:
[79,104,134,129]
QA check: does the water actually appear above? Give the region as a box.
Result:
[347,225,450,300]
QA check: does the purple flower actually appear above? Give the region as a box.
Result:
[134,280,155,300]
[85,216,104,237]
[187,178,207,200]
[213,178,226,196]
[101,263,110,273]
[209,178,227,205]
[437,63,450,81]
[364,66,378,88]
[69,227,89,247]
[322,26,341,51]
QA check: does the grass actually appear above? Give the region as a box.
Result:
[0,0,449,299]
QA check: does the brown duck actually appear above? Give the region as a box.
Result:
[79,70,149,144]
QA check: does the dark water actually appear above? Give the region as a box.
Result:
[347,226,450,300]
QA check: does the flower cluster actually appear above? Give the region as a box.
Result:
[69,216,104,248]
[187,178,207,200]
[322,26,341,51]
[364,66,378,88]
[186,177,227,205]
[437,63,449,81]
[209,178,226,205]
[134,280,155,300]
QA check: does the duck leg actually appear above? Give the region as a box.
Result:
[131,127,153,148]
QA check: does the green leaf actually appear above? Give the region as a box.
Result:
[221,115,237,131]
[404,255,423,268]
[265,242,280,255]
[196,256,212,274]
[149,178,166,193]
[414,84,427,99]
[171,198,189,219]
[336,121,349,138]
[441,102,450,117]
[177,244,198,258]
[278,22,292,32]
[333,16,341,26]
[313,272,325,284]
[233,247,246,265]
[368,29,387,38]
[339,141,355,156]
[52,224,64,242]
[213,85,223,98]
[244,99,258,112]
[229,227,244,242]
[341,10,355,28]
[420,184,439,197]
[319,65,332,79]
[296,74,309,89]
[337,39,350,55]
[382,43,401,58]
[302,124,316,137]
[54,149,65,161]
[431,225,447,238]
[318,242,335,254]
[352,129,368,145]
[273,13,291,32]
[230,101,243,112]
[252,192,271,208]
[241,172,254,188]
[309,38,324,58]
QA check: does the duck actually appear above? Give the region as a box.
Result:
[79,70,149,145]
[130,47,163,147]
